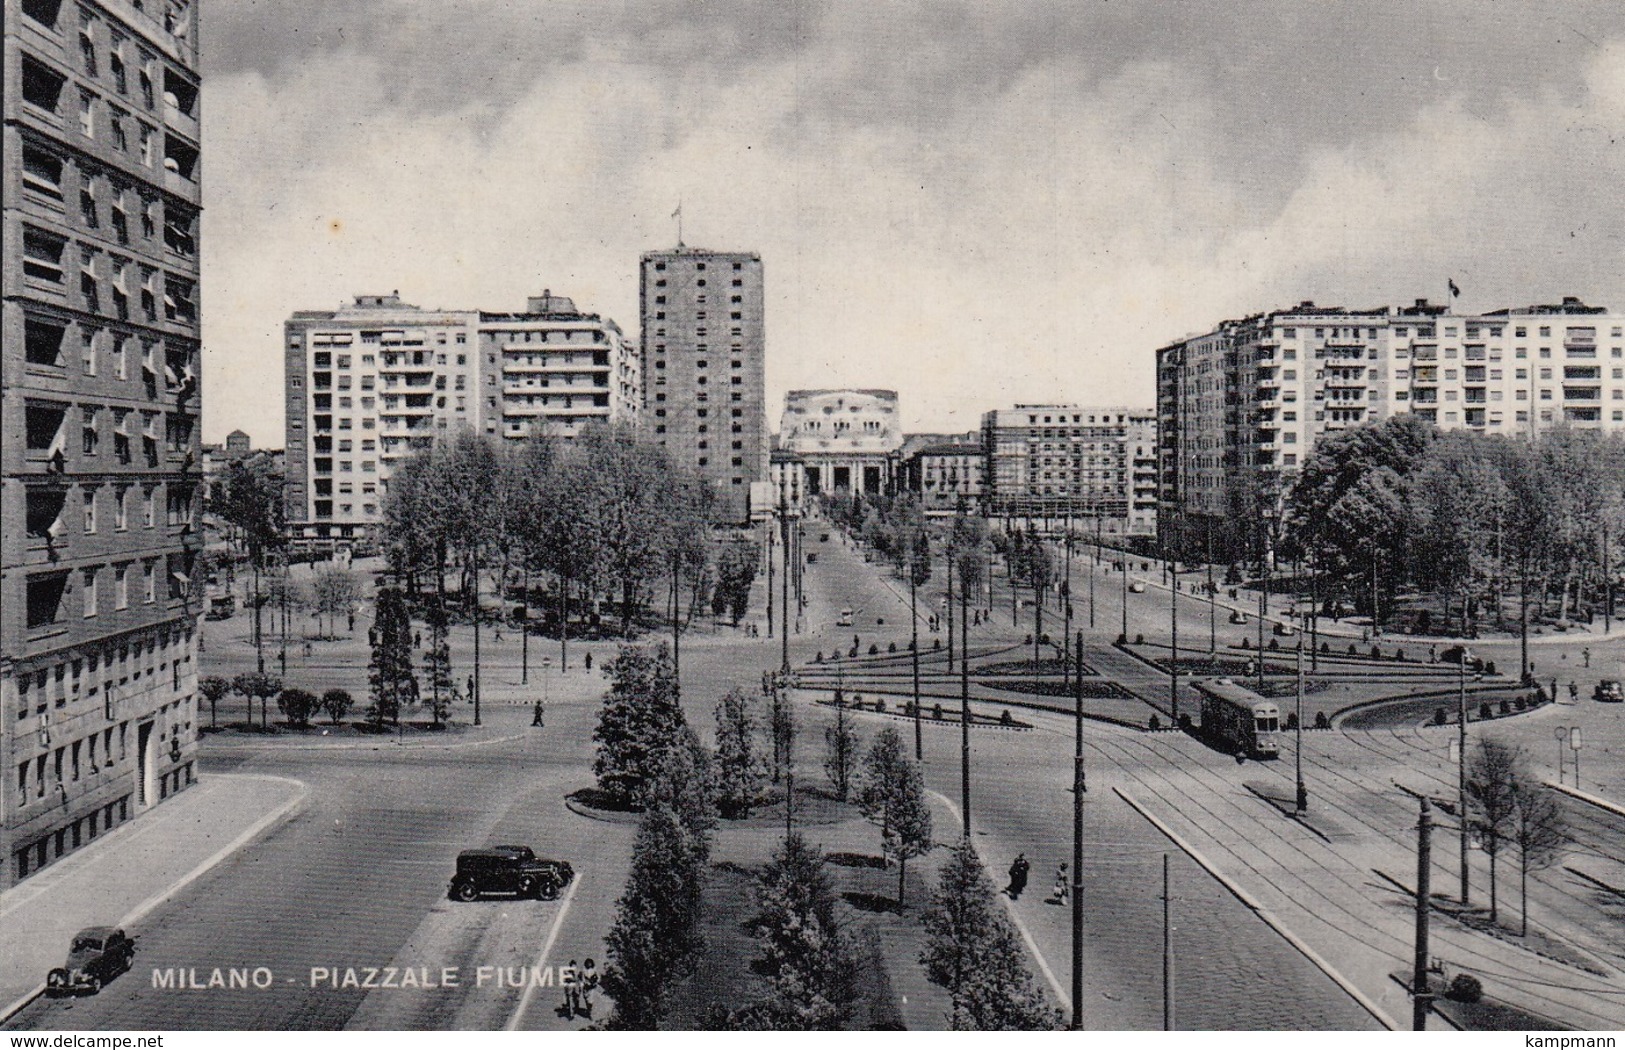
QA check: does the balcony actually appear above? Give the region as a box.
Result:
[1563,386,1601,401]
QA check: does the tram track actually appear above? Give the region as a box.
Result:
[1085,732,1625,1027]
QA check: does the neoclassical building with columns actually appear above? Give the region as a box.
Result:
[778,389,903,497]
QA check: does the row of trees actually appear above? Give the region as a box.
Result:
[1202,418,1625,645]
[1466,737,1569,936]
[197,673,353,730]
[382,424,721,656]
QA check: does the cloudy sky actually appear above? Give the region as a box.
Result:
[201,0,1625,443]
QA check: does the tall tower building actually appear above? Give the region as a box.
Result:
[640,246,767,523]
[2,0,203,887]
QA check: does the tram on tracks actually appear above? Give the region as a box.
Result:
[1194,678,1281,760]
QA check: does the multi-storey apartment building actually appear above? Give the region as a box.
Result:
[283,294,481,548]
[980,405,1158,537]
[778,389,903,498]
[903,441,985,516]
[284,289,642,547]
[2,0,203,887]
[1156,296,1625,556]
[481,290,639,443]
[640,246,767,524]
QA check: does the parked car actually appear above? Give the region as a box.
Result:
[448,846,574,902]
[1129,581,1146,593]
[46,928,136,997]
[1439,645,1486,672]
[1228,610,1250,624]
[1273,621,1298,636]
[1594,680,1624,703]
[837,608,854,627]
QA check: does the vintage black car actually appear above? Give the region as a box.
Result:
[448,845,574,901]
[45,927,136,996]
[1595,679,1624,703]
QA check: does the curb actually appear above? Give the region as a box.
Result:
[0,773,309,1027]
[1545,780,1625,820]
[1113,786,1398,1031]
[202,729,532,753]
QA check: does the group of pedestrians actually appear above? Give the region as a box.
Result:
[1005,854,1070,905]
[559,958,598,1019]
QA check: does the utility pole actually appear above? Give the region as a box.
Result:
[1295,639,1307,813]
[780,492,791,674]
[1120,554,1128,642]
[766,512,775,641]
[1169,548,1179,724]
[521,565,529,685]
[911,545,923,762]
[1257,538,1267,694]
[960,572,971,839]
[1071,630,1086,1032]
[1457,651,1470,906]
[1413,797,1433,1031]
[1163,852,1174,1031]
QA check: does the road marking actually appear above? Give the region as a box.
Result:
[1113,786,1398,1031]
[503,869,585,1031]
[925,790,1070,1013]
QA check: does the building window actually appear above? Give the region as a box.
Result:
[83,570,98,618]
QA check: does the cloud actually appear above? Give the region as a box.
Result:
[200,3,1625,444]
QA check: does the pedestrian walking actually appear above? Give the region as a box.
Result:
[347,612,356,633]
[1049,863,1069,904]
[414,631,422,648]
[1569,680,1580,702]
[560,960,580,1018]
[584,651,593,671]
[532,699,544,727]
[578,959,598,1017]
[303,640,313,659]
[1007,853,1030,899]
[466,675,475,701]
[1428,644,1437,663]
[1583,647,1592,668]
[494,625,503,642]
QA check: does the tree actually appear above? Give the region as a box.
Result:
[198,675,230,731]
[367,587,417,730]
[231,672,282,731]
[1511,779,1568,937]
[921,840,1064,1030]
[277,687,320,728]
[209,458,286,671]
[857,726,933,906]
[321,688,353,726]
[602,805,706,1028]
[730,833,860,1029]
[716,538,761,626]
[769,675,797,785]
[309,565,363,639]
[644,728,717,863]
[1467,737,1522,923]
[823,702,859,802]
[715,688,766,819]
[593,643,688,808]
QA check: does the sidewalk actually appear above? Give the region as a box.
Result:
[0,772,307,1021]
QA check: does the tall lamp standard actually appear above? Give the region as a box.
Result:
[1294,636,1307,812]
[1120,542,1129,643]
[1456,648,1473,905]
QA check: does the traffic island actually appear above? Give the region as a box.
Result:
[812,696,1034,731]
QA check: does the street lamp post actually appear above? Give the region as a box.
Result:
[1457,649,1471,905]
[1295,638,1307,812]
[1169,547,1179,724]
[1555,726,1568,785]
[1121,553,1129,643]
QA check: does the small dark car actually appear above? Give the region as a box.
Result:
[449,845,574,902]
[46,927,136,997]
[1439,646,1486,672]
[1594,679,1624,703]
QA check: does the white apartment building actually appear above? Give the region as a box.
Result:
[481,290,639,443]
[283,294,481,547]
[284,290,641,548]
[1156,295,1625,554]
